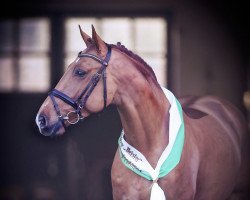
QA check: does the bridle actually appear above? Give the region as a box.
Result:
[49,44,112,129]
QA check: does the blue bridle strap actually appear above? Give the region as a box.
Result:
[50,89,78,110]
[49,44,112,127]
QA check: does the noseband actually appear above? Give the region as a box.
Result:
[49,44,112,128]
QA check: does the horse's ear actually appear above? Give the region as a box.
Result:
[78,25,92,47]
[91,25,107,57]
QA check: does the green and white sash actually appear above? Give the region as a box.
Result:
[118,87,185,200]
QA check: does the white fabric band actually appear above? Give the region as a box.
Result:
[119,87,184,200]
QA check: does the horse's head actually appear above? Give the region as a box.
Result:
[36,25,117,136]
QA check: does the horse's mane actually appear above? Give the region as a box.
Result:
[111,43,160,87]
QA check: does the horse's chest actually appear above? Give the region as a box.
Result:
[111,151,151,199]
[111,150,196,200]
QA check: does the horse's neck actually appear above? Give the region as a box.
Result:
[111,51,170,167]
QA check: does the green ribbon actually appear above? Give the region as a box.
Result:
[118,98,185,181]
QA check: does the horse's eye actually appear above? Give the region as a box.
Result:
[74,68,86,77]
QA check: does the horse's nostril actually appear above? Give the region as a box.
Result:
[38,115,47,128]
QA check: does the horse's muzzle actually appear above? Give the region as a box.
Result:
[36,114,64,136]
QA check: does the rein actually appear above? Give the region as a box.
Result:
[49,44,112,129]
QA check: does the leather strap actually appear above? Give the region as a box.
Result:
[50,89,78,110]
[78,44,111,109]
[49,44,112,127]
[49,92,67,129]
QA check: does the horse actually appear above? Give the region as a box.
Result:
[36,25,250,200]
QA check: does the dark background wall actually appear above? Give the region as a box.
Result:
[0,0,249,199]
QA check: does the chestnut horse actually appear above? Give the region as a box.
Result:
[36,25,249,199]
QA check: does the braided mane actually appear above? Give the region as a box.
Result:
[111,43,160,87]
